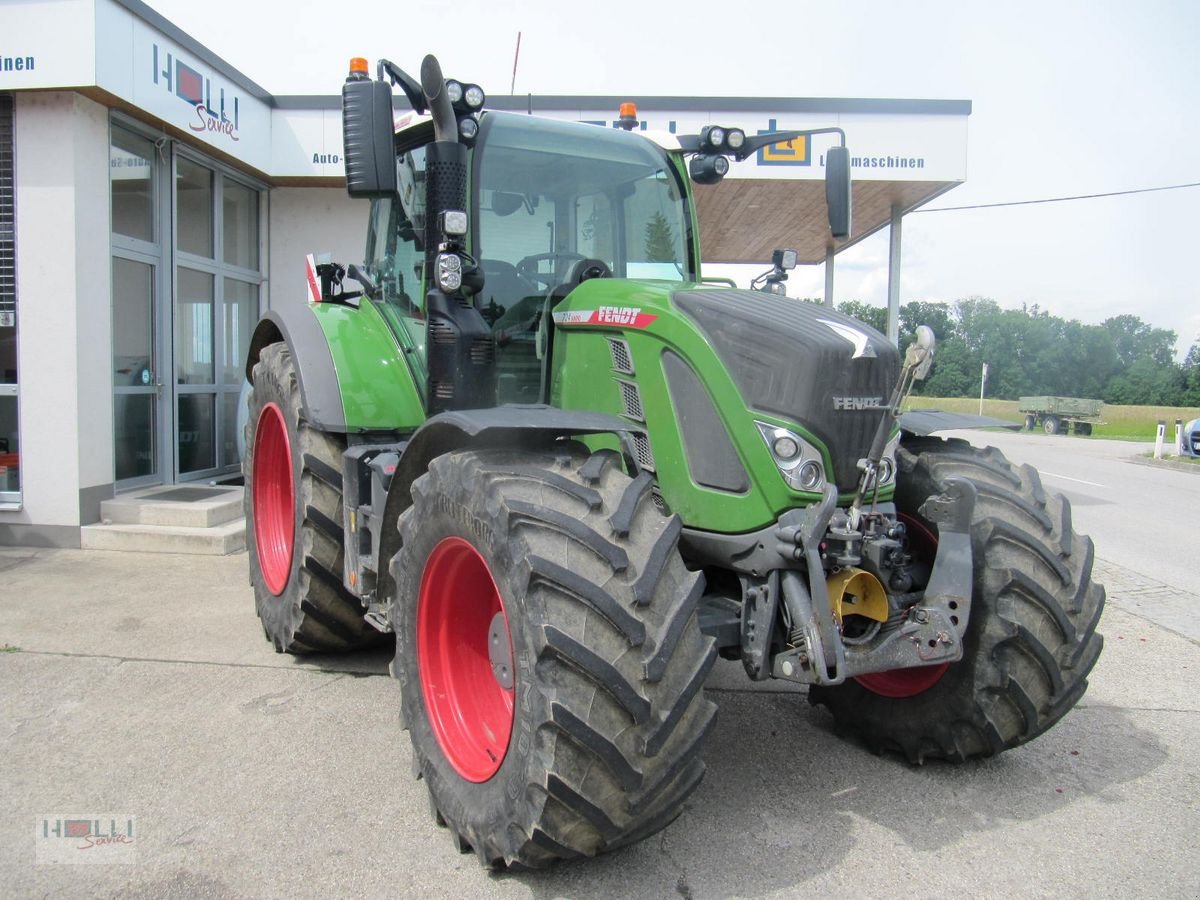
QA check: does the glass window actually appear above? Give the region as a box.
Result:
[114,394,156,481]
[367,148,427,316]
[178,394,215,474]
[475,113,693,402]
[176,268,214,384]
[223,279,256,384]
[112,258,155,385]
[219,392,240,468]
[176,158,214,257]
[222,177,259,270]
[625,173,687,280]
[365,160,429,389]
[111,127,155,243]
[111,256,159,483]
[477,113,692,281]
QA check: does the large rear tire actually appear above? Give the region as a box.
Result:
[809,436,1104,763]
[244,342,375,652]
[390,448,717,868]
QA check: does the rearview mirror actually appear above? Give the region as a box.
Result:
[491,192,523,216]
[825,146,852,240]
[342,74,398,198]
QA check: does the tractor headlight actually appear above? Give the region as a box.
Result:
[436,252,463,292]
[726,128,746,150]
[773,435,799,460]
[688,154,729,185]
[464,84,485,109]
[706,126,726,149]
[438,209,469,237]
[458,116,479,142]
[797,460,823,491]
[757,421,827,493]
[860,433,900,489]
[445,79,464,105]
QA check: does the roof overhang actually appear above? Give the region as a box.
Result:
[0,0,970,261]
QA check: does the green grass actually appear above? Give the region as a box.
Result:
[905,397,1200,440]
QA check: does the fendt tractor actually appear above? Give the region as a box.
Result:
[242,54,1105,869]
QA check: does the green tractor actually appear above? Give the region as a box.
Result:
[242,54,1104,868]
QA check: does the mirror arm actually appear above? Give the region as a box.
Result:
[377,59,427,113]
[733,127,846,162]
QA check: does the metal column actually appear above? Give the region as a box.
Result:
[823,247,835,308]
[886,204,902,343]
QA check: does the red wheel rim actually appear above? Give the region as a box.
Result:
[417,537,515,783]
[252,402,295,596]
[855,512,950,698]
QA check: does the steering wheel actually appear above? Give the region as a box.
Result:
[516,252,587,289]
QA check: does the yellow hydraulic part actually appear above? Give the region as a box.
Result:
[826,567,890,624]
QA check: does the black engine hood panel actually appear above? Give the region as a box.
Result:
[672,289,900,490]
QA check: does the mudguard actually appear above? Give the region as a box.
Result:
[246,301,425,434]
[899,410,1021,435]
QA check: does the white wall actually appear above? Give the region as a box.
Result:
[267,188,366,313]
[0,91,112,534]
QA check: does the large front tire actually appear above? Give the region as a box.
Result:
[244,342,375,652]
[810,436,1105,763]
[390,448,717,868]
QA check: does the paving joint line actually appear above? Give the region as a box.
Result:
[0,647,389,677]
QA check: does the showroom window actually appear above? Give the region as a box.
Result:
[1,92,19,504]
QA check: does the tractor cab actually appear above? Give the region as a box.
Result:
[362,111,696,405]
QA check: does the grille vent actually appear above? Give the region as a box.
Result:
[607,338,634,374]
[616,379,644,421]
[469,338,494,364]
[650,487,670,514]
[632,432,656,472]
[429,320,456,344]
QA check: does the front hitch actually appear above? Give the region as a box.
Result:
[770,478,976,685]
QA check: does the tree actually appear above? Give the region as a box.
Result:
[643,211,676,262]
[836,300,887,335]
[1101,315,1177,369]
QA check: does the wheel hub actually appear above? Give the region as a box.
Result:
[252,402,295,596]
[417,537,515,783]
[854,512,951,698]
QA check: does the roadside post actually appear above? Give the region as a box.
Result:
[1155,420,1166,459]
[1176,419,1183,455]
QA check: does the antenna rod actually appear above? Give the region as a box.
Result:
[510,31,522,95]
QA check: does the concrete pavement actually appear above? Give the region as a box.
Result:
[2,543,1198,899]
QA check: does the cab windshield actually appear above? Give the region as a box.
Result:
[475,112,693,290]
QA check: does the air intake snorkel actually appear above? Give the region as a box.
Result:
[419,54,496,412]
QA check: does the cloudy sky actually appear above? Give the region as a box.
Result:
[145,0,1200,357]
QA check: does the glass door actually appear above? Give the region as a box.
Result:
[172,150,261,481]
[111,124,170,488]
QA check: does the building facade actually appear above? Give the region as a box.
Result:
[0,0,969,547]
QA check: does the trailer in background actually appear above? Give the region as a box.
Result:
[1018,396,1104,435]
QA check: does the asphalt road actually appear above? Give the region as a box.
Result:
[1,432,1197,898]
[940,429,1197,640]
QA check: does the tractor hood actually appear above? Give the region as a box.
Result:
[671,289,900,491]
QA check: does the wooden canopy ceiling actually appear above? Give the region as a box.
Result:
[693,179,957,265]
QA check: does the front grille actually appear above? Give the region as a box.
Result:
[672,288,899,491]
